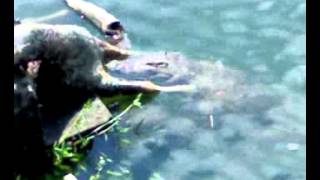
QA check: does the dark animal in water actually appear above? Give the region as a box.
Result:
[107,52,193,86]
[14,23,193,119]
[14,23,193,176]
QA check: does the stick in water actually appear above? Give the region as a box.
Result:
[209,114,214,128]
[65,0,124,44]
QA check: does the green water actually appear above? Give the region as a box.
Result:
[15,0,306,179]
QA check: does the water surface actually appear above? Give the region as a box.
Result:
[14,0,306,179]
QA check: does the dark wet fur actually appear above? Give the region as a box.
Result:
[16,30,93,116]
[13,26,147,177]
[13,76,50,177]
[14,28,145,120]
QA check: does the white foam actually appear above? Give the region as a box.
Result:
[256,1,275,11]
[286,143,300,151]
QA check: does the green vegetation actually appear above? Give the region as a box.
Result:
[89,93,143,137]
[89,154,111,180]
[149,172,164,180]
[50,93,144,179]
[52,142,85,172]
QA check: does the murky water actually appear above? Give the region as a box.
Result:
[15,0,306,179]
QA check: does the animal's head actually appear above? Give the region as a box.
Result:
[103,21,124,44]
[106,52,192,85]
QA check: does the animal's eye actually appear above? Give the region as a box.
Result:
[108,22,123,31]
[104,31,114,36]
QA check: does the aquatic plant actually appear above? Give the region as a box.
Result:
[51,93,143,179]
[89,154,110,180]
[89,153,131,179]
[86,93,143,137]
[52,142,85,172]
[149,172,164,180]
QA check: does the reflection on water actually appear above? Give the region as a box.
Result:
[15,0,306,179]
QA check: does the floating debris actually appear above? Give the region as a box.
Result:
[209,114,214,128]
